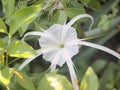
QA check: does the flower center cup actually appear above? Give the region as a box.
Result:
[59,43,64,48]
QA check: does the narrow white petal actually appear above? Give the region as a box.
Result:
[22,30,58,43]
[22,31,43,41]
[63,50,79,90]
[67,14,94,31]
[79,41,120,59]
[18,49,43,70]
[67,61,79,90]
[50,64,56,72]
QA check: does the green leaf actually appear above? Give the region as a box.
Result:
[97,15,111,30]
[38,72,73,90]
[18,24,29,37]
[100,63,115,89]
[16,1,29,37]
[92,59,107,72]
[0,70,10,87]
[64,8,86,18]
[9,5,41,36]
[81,0,102,11]
[80,67,99,90]
[0,38,5,50]
[8,41,37,58]
[70,1,84,8]
[0,18,7,34]
[16,72,35,90]
[16,0,28,9]
[50,10,67,25]
[1,0,15,23]
[1,66,9,79]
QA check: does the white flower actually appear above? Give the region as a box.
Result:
[18,14,120,90]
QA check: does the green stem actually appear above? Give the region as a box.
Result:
[6,34,11,65]
[34,21,44,31]
[8,58,20,65]
[81,32,108,41]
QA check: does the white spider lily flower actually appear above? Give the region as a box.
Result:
[18,14,120,90]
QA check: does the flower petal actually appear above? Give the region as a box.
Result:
[46,24,62,41]
[64,46,79,58]
[67,61,79,90]
[50,64,56,71]
[22,31,43,41]
[79,41,120,59]
[39,24,65,47]
[18,49,43,70]
[62,25,78,43]
[43,49,67,66]
[42,30,59,43]
[65,39,79,46]
[67,14,94,31]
